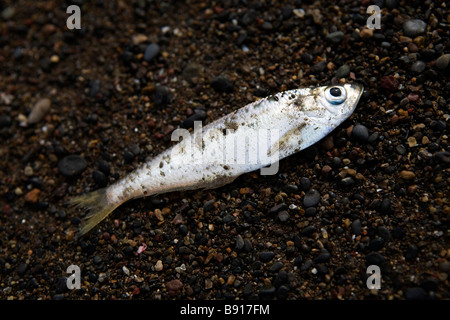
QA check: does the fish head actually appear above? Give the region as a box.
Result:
[317,83,364,124]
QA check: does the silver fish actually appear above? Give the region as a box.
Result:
[72,83,363,235]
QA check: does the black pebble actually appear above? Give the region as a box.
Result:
[154,85,171,106]
[259,251,275,262]
[98,160,110,175]
[123,150,135,163]
[314,249,331,263]
[282,184,298,193]
[182,109,206,128]
[341,177,355,188]
[144,43,160,62]
[351,219,362,235]
[0,115,11,128]
[352,124,369,141]
[211,75,234,93]
[365,252,385,265]
[404,245,419,261]
[58,155,87,178]
[300,177,311,191]
[92,170,107,187]
[178,224,188,236]
[303,189,320,207]
[368,238,384,251]
[405,287,426,300]
[269,261,284,273]
[301,225,316,236]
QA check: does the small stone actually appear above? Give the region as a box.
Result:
[282,184,298,193]
[155,260,163,271]
[310,60,327,73]
[359,28,373,39]
[24,165,34,176]
[335,64,350,78]
[211,75,234,93]
[435,54,450,70]
[259,251,275,263]
[303,189,320,207]
[93,256,102,264]
[399,170,415,180]
[269,261,284,273]
[411,61,426,74]
[435,152,450,164]
[326,31,344,44]
[0,115,11,128]
[351,219,362,235]
[405,287,425,300]
[92,170,107,187]
[166,279,183,296]
[17,263,27,275]
[1,7,15,20]
[352,124,369,141]
[28,98,51,124]
[366,252,385,265]
[314,249,331,263]
[144,43,160,62]
[406,136,418,148]
[154,85,171,106]
[236,235,245,250]
[300,177,311,191]
[404,245,419,261]
[403,19,427,37]
[341,177,355,188]
[301,225,316,236]
[396,144,407,155]
[58,155,87,178]
[277,210,289,222]
[24,189,40,203]
[380,75,400,91]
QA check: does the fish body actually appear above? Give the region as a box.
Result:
[72,83,363,235]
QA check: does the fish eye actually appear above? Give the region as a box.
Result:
[325,86,347,105]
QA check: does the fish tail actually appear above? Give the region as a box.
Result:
[70,187,122,237]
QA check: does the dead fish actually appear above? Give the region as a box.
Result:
[71,83,363,235]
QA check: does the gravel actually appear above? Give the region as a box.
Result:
[0,0,448,302]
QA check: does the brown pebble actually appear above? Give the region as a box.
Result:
[166,279,183,295]
[28,98,51,124]
[399,170,416,180]
[24,188,40,203]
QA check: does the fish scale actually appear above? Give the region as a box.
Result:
[71,83,363,236]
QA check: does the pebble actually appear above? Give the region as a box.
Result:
[435,54,450,70]
[399,170,415,180]
[326,31,344,44]
[155,260,163,271]
[235,235,245,250]
[411,61,426,74]
[58,155,87,177]
[335,64,350,78]
[303,189,320,207]
[352,124,369,141]
[341,177,355,188]
[0,115,11,128]
[24,188,40,203]
[405,287,426,300]
[166,279,183,296]
[269,261,284,273]
[282,184,298,194]
[403,19,427,37]
[277,210,289,222]
[314,249,331,263]
[182,109,206,128]
[365,252,385,265]
[211,75,234,93]
[144,43,160,62]
[28,98,51,124]
[300,177,311,191]
[310,60,327,73]
[259,251,275,263]
[1,7,15,20]
[92,170,107,187]
[154,85,171,107]
[435,151,450,164]
[351,219,362,235]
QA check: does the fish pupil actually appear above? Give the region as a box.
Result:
[330,87,341,97]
